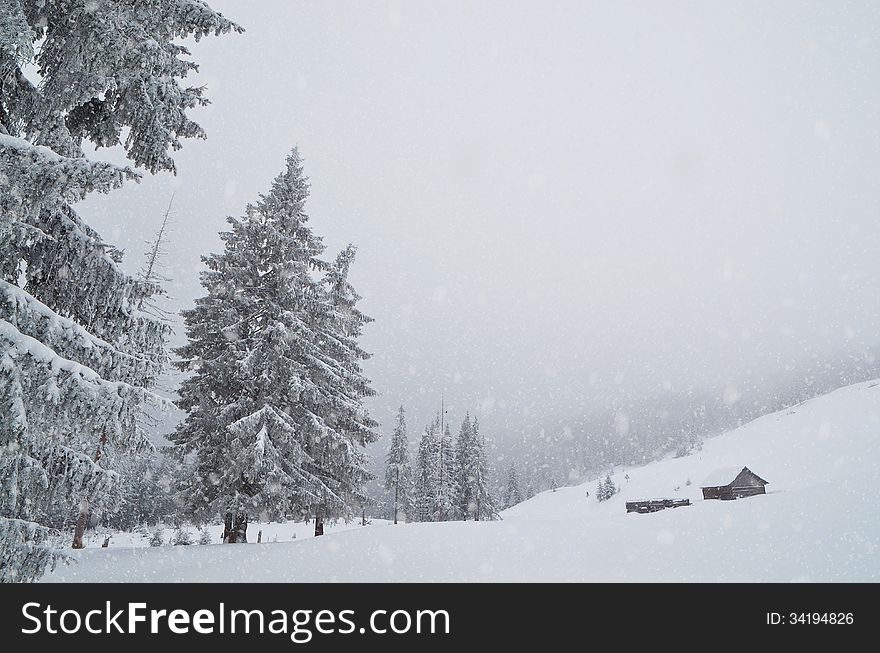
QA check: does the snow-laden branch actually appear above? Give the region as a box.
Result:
[0,281,165,382]
[0,134,138,211]
[0,320,166,407]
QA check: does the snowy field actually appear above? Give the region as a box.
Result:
[67,518,387,550]
[43,380,880,582]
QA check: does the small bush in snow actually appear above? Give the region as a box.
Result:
[171,528,193,546]
[198,528,212,545]
[148,528,164,547]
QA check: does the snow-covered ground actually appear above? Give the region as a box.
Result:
[69,518,384,550]
[43,380,880,582]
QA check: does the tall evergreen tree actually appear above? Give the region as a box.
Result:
[524,476,536,500]
[384,406,412,524]
[470,418,497,520]
[596,474,617,502]
[454,414,475,518]
[503,463,523,509]
[435,422,458,521]
[170,149,377,542]
[603,474,617,499]
[454,414,498,521]
[412,418,439,523]
[0,0,239,581]
[314,243,379,525]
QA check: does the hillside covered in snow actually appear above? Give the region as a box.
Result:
[43,380,880,582]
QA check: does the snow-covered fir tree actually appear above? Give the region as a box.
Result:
[596,474,617,502]
[470,418,498,520]
[412,418,440,523]
[435,422,459,521]
[503,463,523,509]
[454,415,475,518]
[384,406,413,524]
[524,477,536,500]
[455,415,498,521]
[170,149,377,542]
[453,415,471,517]
[315,242,379,522]
[0,0,239,581]
[603,475,617,499]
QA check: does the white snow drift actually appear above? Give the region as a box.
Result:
[43,380,880,582]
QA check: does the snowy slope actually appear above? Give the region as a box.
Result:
[43,380,880,582]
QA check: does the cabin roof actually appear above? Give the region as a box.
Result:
[700,466,769,488]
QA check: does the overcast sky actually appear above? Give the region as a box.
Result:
[82,1,880,446]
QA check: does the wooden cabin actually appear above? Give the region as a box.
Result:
[700,466,769,500]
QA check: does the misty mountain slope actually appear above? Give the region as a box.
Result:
[42,380,880,582]
[505,379,880,523]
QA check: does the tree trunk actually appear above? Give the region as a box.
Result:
[222,513,232,543]
[235,513,247,543]
[71,497,89,549]
[314,508,324,536]
[223,511,248,543]
[393,468,399,525]
[73,430,107,548]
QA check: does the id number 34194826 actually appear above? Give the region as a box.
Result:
[767,613,854,625]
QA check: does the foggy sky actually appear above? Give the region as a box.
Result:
[81,1,880,447]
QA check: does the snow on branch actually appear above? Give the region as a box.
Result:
[0,517,65,583]
[0,320,164,407]
[171,0,245,40]
[0,134,138,215]
[0,280,165,385]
